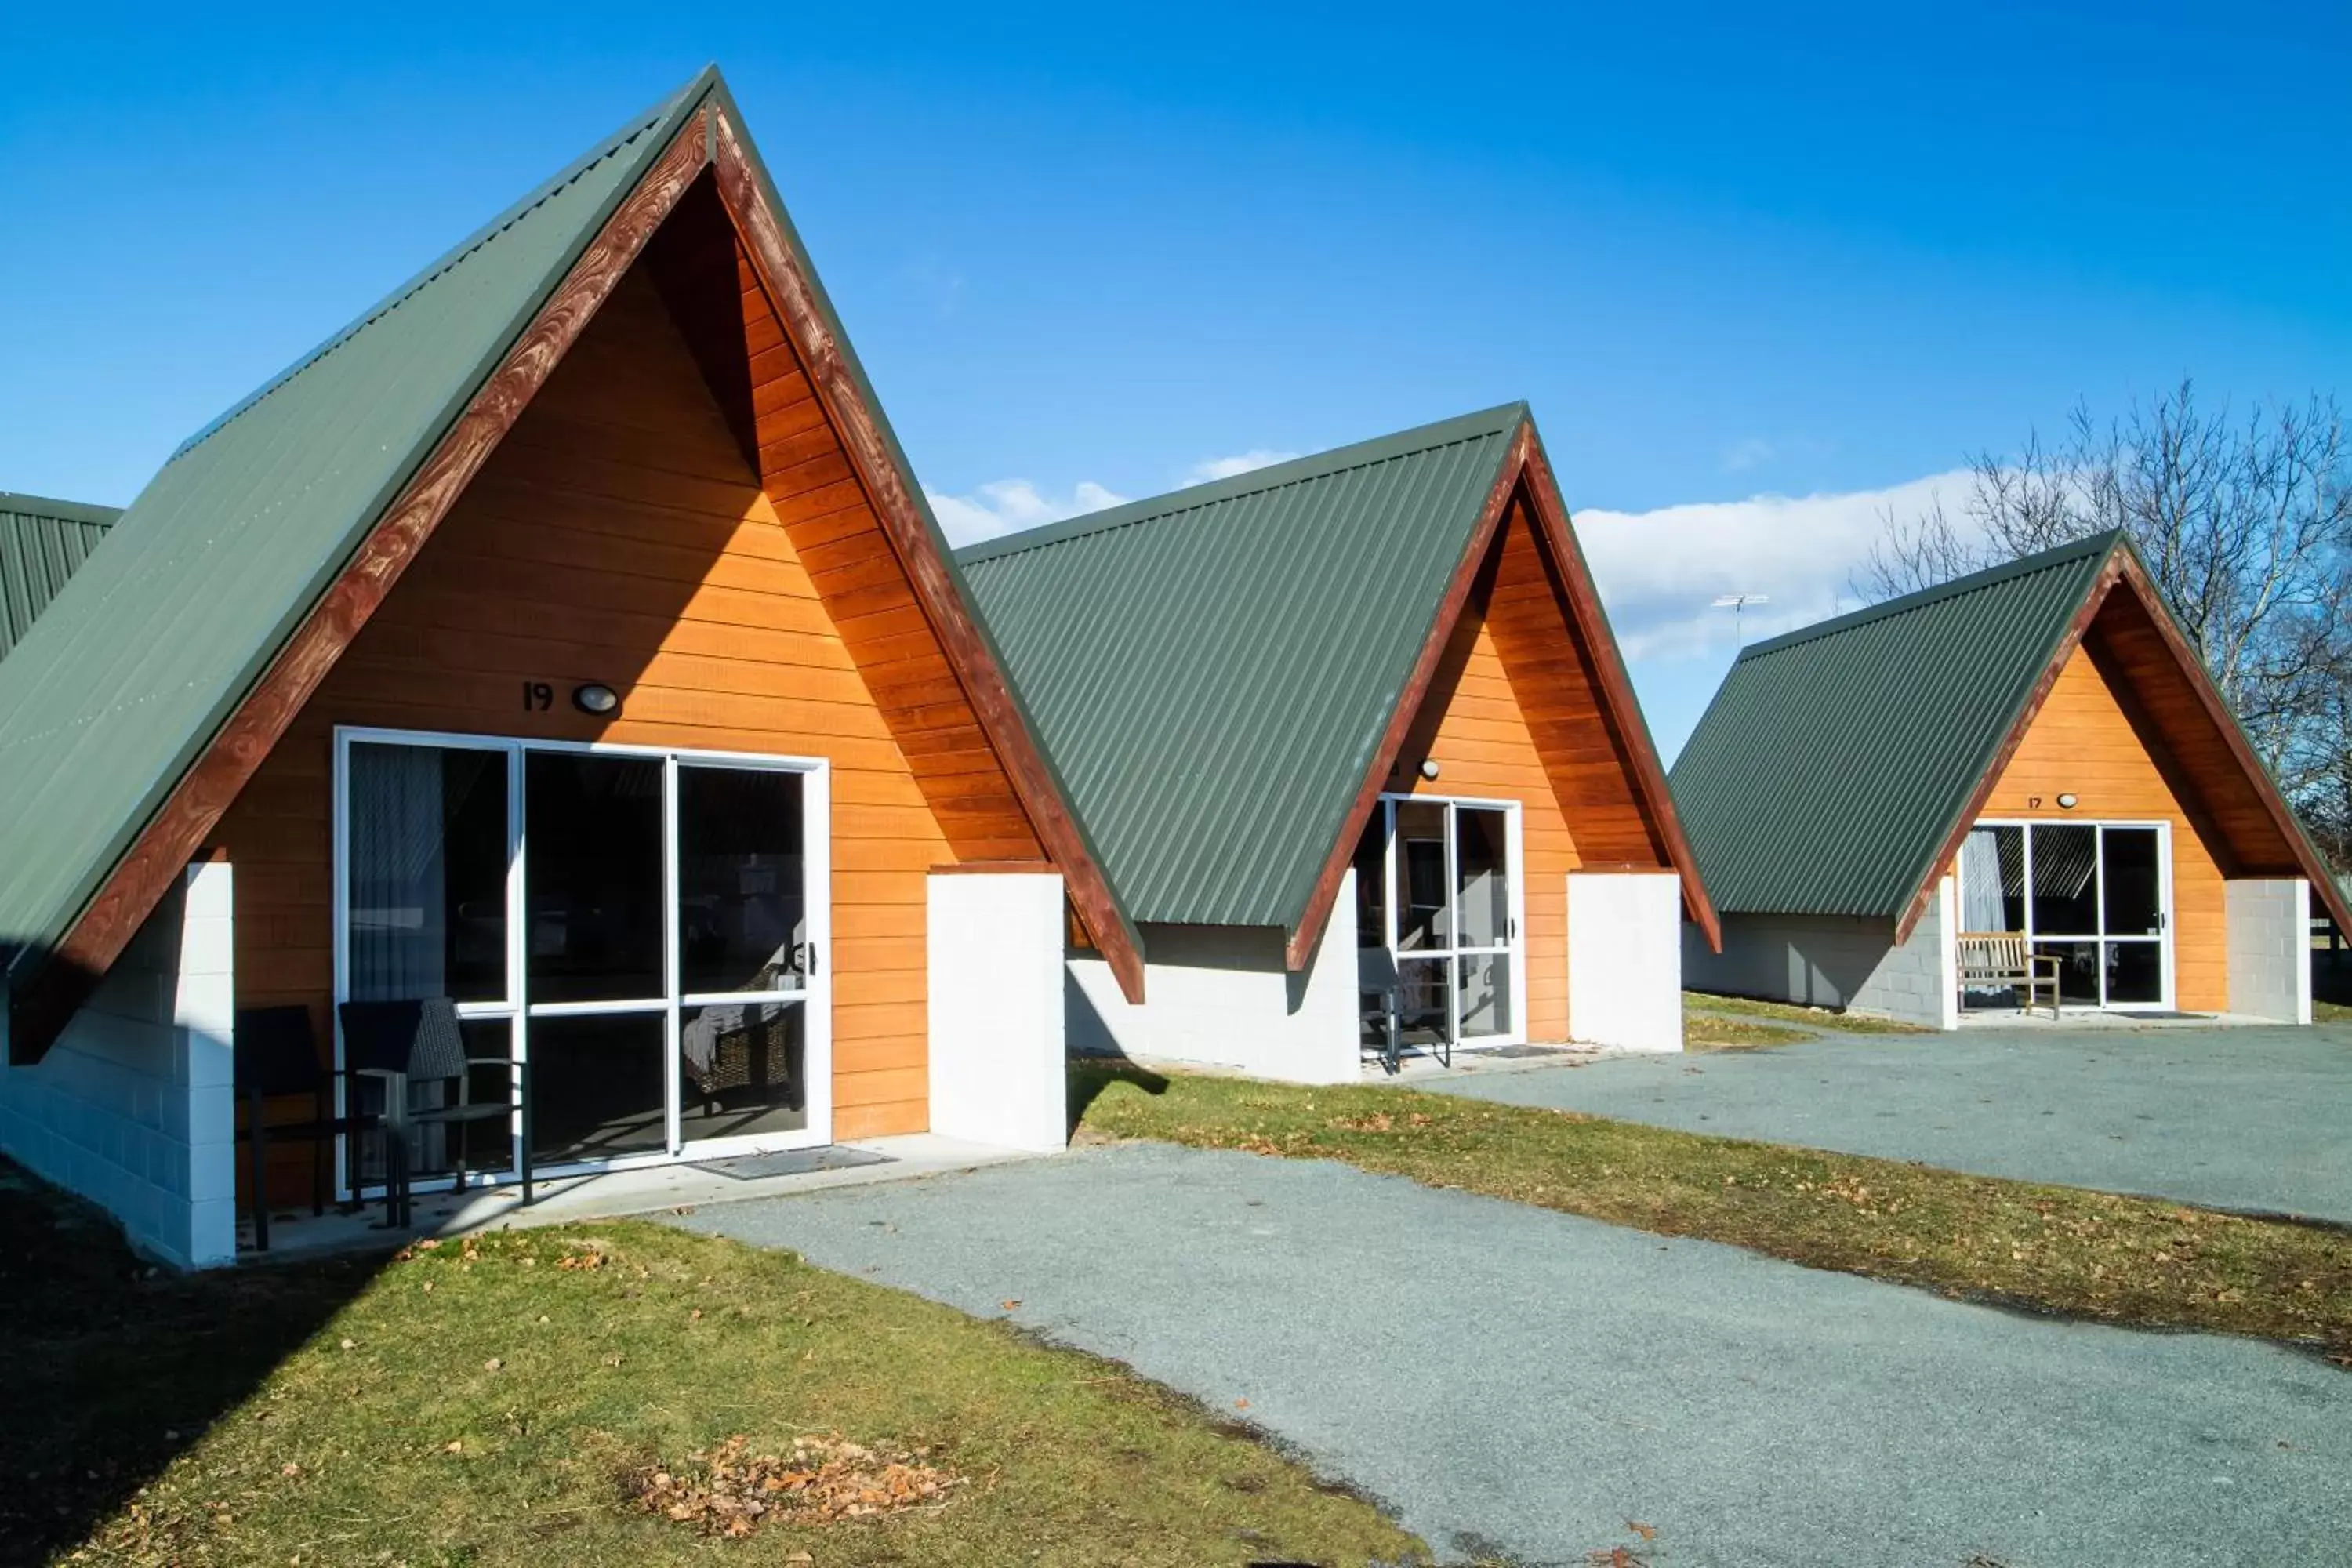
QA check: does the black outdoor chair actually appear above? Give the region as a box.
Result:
[232,1005,387,1253]
[337,998,532,1229]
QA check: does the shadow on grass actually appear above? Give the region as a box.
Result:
[0,1156,388,1562]
[1067,1055,1170,1138]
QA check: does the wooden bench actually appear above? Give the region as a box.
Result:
[1957,931,2061,1017]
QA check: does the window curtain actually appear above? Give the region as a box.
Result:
[347,745,452,1004]
[346,745,456,1174]
[1959,829,2009,932]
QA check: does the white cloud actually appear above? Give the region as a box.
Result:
[926,478,1127,547]
[1574,470,1974,662]
[1183,449,1300,486]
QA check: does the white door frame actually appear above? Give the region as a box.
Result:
[1369,792,1530,1050]
[1963,817,2175,1011]
[332,724,833,1197]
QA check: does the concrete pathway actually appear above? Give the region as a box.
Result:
[1426,1024,2352,1223]
[665,1143,2352,1567]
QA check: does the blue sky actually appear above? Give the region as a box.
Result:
[4,2,2345,756]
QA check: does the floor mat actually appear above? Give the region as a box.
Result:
[691,1146,895,1181]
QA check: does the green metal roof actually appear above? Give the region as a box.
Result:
[0,494,119,662]
[956,404,1528,928]
[1668,533,2120,918]
[0,76,714,967]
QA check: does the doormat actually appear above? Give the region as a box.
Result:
[1483,1044,1577,1060]
[691,1146,895,1181]
[2120,1011,2214,1022]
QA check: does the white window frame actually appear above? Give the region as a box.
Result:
[1366,792,1530,1051]
[1965,817,2175,1011]
[332,725,833,1197]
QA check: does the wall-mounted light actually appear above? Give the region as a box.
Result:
[2055,793,2078,810]
[573,683,621,716]
[1419,759,1441,781]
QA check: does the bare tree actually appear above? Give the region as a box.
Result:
[1859,382,2352,869]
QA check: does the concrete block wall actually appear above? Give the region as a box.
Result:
[1066,869,1360,1084]
[0,861,237,1268]
[2225,877,2310,1025]
[1682,876,1956,1030]
[927,869,1069,1152]
[1566,871,1683,1051]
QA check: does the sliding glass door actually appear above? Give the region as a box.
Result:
[1957,819,2171,1010]
[1355,795,1526,1054]
[336,729,829,1192]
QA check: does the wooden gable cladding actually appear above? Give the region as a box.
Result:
[1393,565,1579,1042]
[1480,499,1672,871]
[1977,639,2231,1011]
[2085,585,2304,878]
[1280,428,1718,973]
[213,260,979,1148]
[1894,546,2351,946]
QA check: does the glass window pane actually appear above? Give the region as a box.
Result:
[2034,940,2101,1004]
[1394,803,1450,952]
[2029,824,2100,936]
[1455,808,1510,949]
[1396,956,1450,1044]
[1457,953,1512,1038]
[527,1013,667,1163]
[2102,828,2162,936]
[678,767,807,996]
[1959,825,2024,932]
[2105,942,2164,1004]
[525,753,665,1003]
[1352,808,1388,949]
[346,742,509,1004]
[678,1001,808,1142]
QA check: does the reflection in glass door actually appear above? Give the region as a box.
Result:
[1957,819,2171,1009]
[337,730,829,1192]
[1355,796,1525,1057]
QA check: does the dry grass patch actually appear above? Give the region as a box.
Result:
[1683,990,1927,1033]
[1075,1064,2352,1362]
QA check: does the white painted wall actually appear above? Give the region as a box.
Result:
[1066,869,1360,1084]
[1682,874,1957,1030]
[1566,872,1684,1051]
[927,869,1069,1151]
[2226,877,2311,1025]
[0,861,237,1269]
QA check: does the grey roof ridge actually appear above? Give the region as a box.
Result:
[165,68,720,465]
[0,493,124,528]
[1737,528,2125,663]
[953,401,1530,568]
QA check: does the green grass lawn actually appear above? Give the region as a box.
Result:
[1,1164,1422,1568]
[1074,1064,2352,1363]
[2316,999,2352,1024]
[1683,990,1927,1033]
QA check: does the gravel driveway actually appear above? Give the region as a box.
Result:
[664,1142,2352,1567]
[1427,1023,2352,1223]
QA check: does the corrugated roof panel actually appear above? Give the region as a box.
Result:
[1669,534,2118,917]
[0,78,709,960]
[0,495,119,661]
[957,405,1524,928]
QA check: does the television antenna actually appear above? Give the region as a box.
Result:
[1711,592,1769,644]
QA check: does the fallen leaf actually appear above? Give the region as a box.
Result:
[1627,1519,1657,1541]
[1233,1398,1250,1410]
[483,1358,503,1374]
[1000,1300,1022,1311]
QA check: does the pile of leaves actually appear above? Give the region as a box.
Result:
[630,1433,964,1537]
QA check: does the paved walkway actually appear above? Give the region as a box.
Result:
[1426,1024,2352,1223]
[665,1143,2352,1566]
